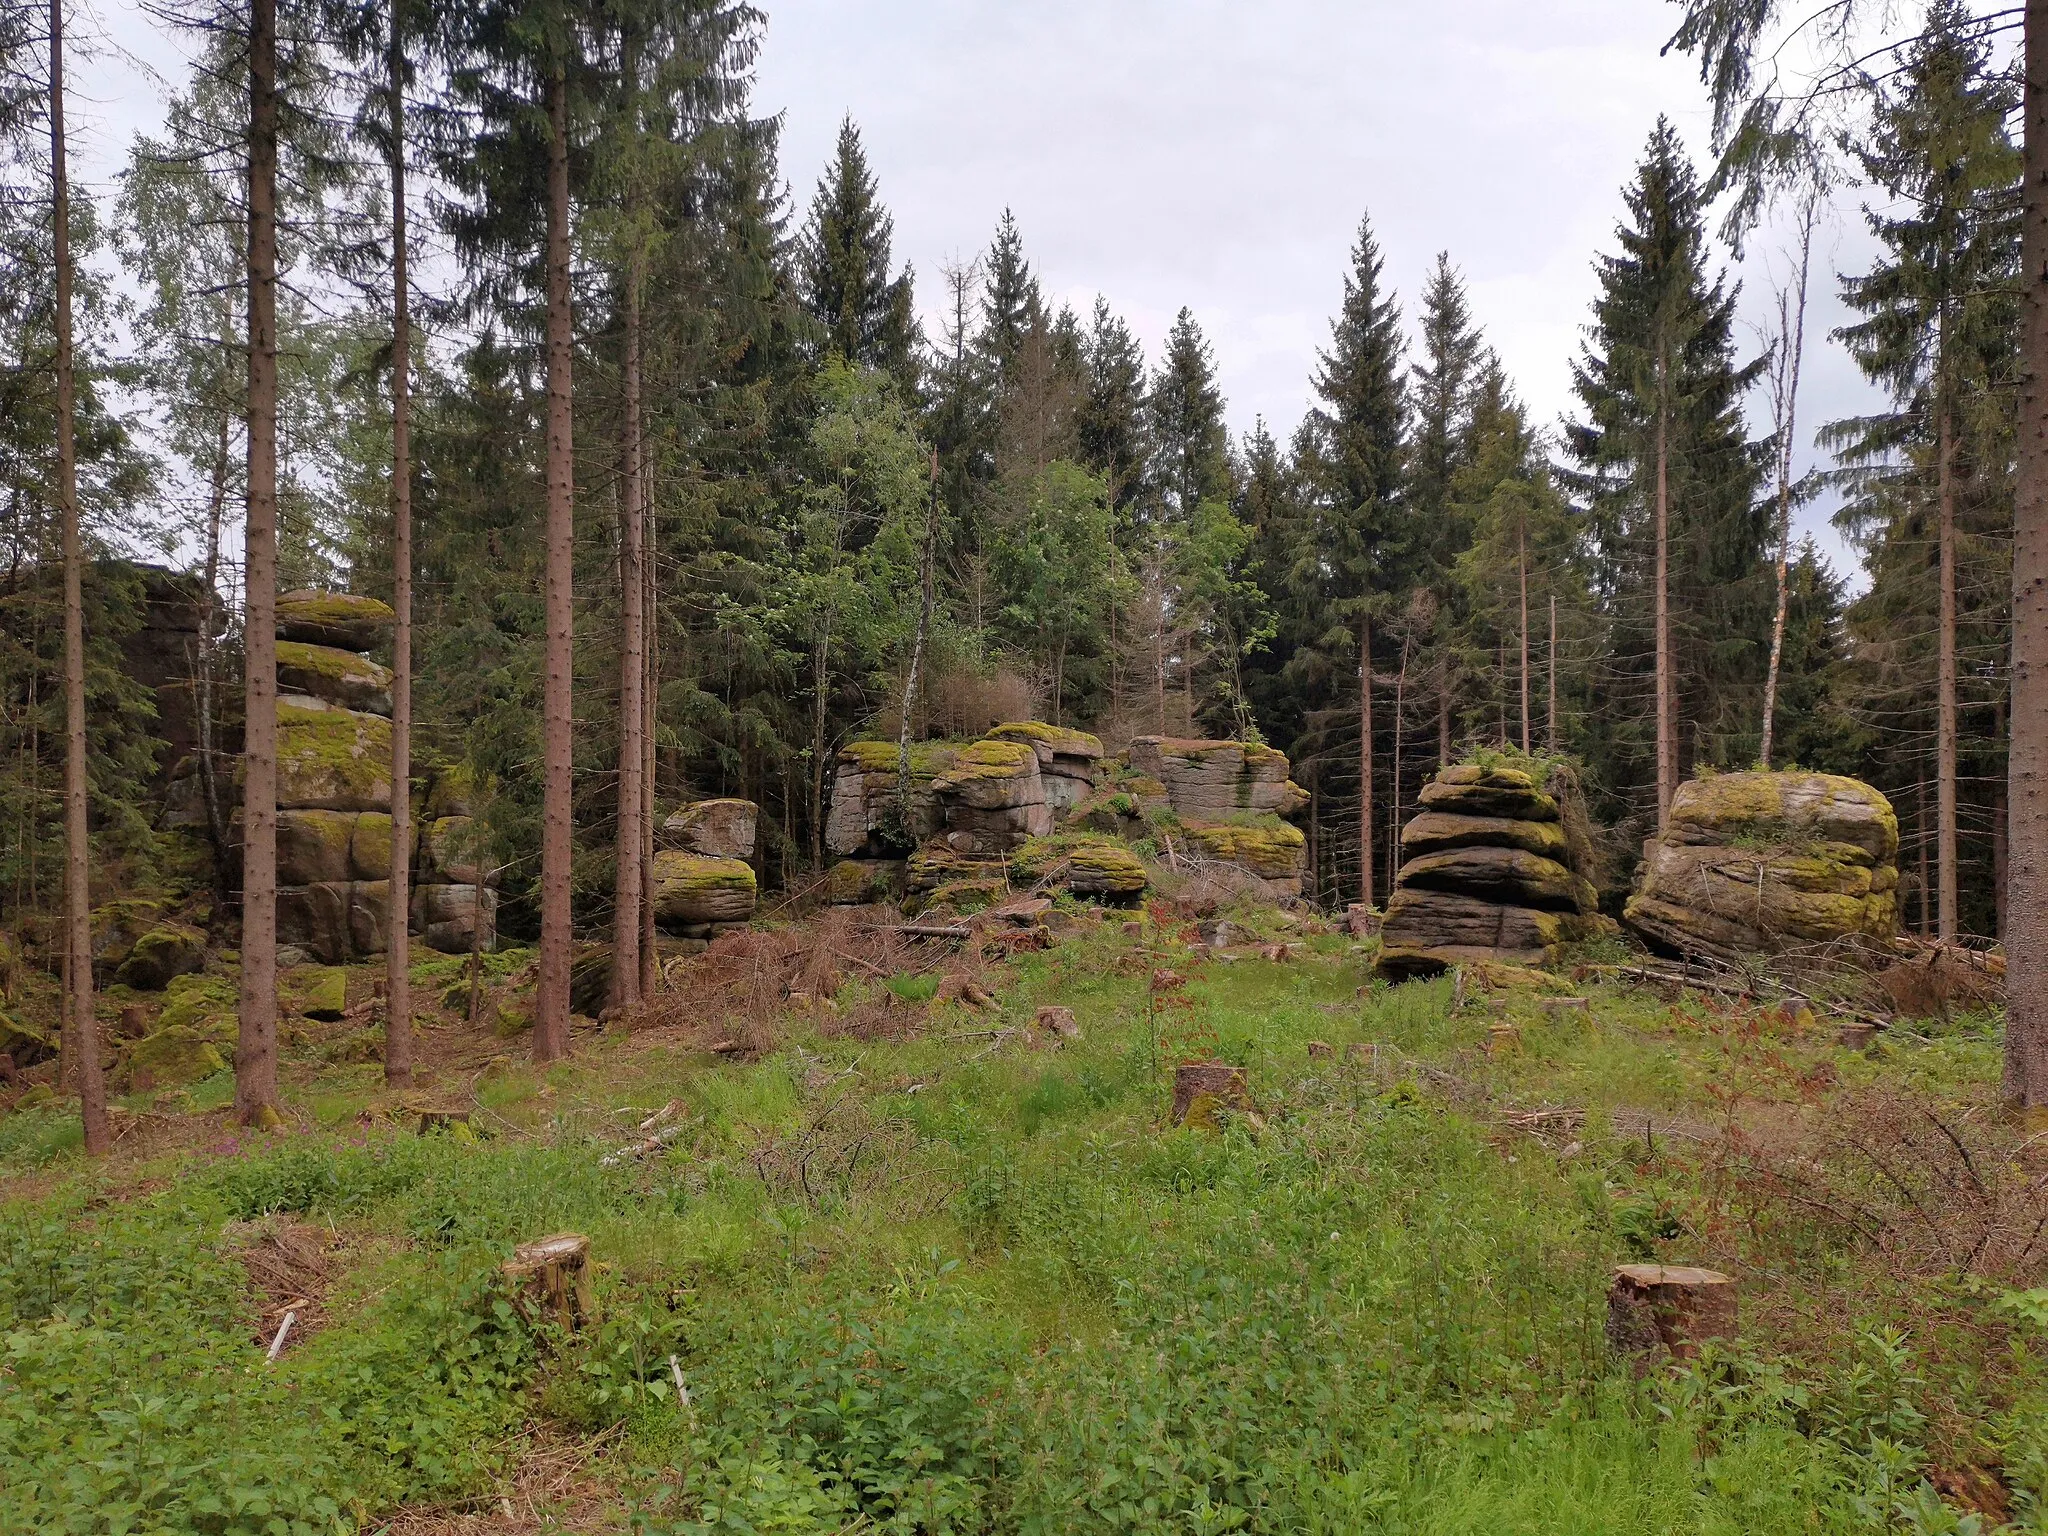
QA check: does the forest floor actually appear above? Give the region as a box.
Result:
[1,899,2044,1534]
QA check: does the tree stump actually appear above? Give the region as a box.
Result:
[1035,1005,1079,1040]
[115,1005,150,1041]
[1307,1040,1334,1059]
[1172,1062,1252,1130]
[1607,1264,1737,1363]
[1343,903,1380,938]
[1486,1022,1521,1055]
[1836,1022,1877,1050]
[503,1233,595,1330]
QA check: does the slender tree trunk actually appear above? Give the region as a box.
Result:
[535,64,575,1064]
[897,455,939,803]
[1359,613,1373,908]
[1307,778,1319,908]
[197,398,231,919]
[1391,634,1408,891]
[2011,2,2048,1098]
[640,515,657,998]
[810,621,831,868]
[1918,774,1933,941]
[384,5,414,1085]
[1154,566,1167,735]
[1517,510,1530,754]
[1938,397,1960,943]
[1995,696,2010,942]
[1759,211,1812,772]
[1547,593,1558,750]
[610,255,646,1012]
[1654,380,1675,830]
[236,0,282,1126]
[50,0,106,1156]
[1438,650,1450,770]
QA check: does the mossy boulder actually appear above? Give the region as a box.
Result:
[292,966,347,1021]
[651,851,757,927]
[271,702,392,812]
[1397,846,1595,915]
[158,970,237,1034]
[986,723,1104,814]
[1013,833,1148,899]
[91,897,169,976]
[932,740,1044,809]
[1182,818,1308,895]
[276,589,396,651]
[918,876,1010,917]
[821,858,904,905]
[424,761,478,819]
[906,845,1006,895]
[1624,771,1900,963]
[412,882,497,954]
[124,1024,228,1092]
[280,879,393,964]
[275,640,393,715]
[0,1012,54,1067]
[418,815,489,886]
[274,808,356,885]
[1377,889,1615,979]
[660,798,758,860]
[826,741,959,856]
[115,923,206,991]
[1417,763,1560,823]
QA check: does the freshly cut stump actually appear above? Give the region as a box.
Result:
[1607,1264,1737,1362]
[1172,1062,1252,1130]
[1035,1005,1080,1040]
[504,1233,595,1330]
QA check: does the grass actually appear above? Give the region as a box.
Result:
[0,918,2043,1533]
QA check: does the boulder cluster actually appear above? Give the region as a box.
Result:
[653,797,761,945]
[260,590,496,964]
[1624,771,1899,965]
[1378,759,1611,978]
[823,726,1309,910]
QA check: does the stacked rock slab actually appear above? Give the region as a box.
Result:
[1379,761,1609,978]
[653,797,759,937]
[931,739,1054,855]
[271,591,403,964]
[1624,771,1898,965]
[1127,736,1309,897]
[822,740,959,903]
[984,722,1104,813]
[412,766,500,955]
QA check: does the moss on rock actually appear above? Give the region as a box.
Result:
[651,851,757,927]
[1182,818,1307,878]
[275,640,394,715]
[124,1025,228,1091]
[275,809,356,885]
[933,739,1036,784]
[271,701,392,812]
[276,590,396,651]
[115,924,206,991]
[986,721,1105,759]
[821,859,904,905]
[840,739,959,779]
[906,845,1006,894]
[292,965,347,1021]
[1013,833,1148,897]
[158,970,237,1034]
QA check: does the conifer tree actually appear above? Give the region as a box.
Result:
[977,208,1039,397]
[798,116,917,390]
[1828,2,2019,941]
[1565,121,1765,829]
[1307,214,1405,903]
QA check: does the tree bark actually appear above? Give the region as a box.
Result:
[1517,509,1530,755]
[1759,211,1811,773]
[51,0,107,1156]
[610,253,646,1013]
[1358,612,1373,908]
[640,507,657,999]
[535,64,575,1064]
[897,454,939,803]
[236,0,282,1126]
[1548,592,1558,750]
[384,2,414,1085]
[1937,397,1959,942]
[1438,649,1451,770]
[1654,374,1675,832]
[1391,633,1408,892]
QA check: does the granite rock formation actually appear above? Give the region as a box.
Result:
[1624,771,1899,964]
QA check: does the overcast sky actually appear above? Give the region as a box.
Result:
[68,0,1904,577]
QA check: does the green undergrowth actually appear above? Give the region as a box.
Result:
[0,924,2043,1532]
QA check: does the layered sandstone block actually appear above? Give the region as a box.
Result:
[825,740,957,857]
[1624,771,1899,964]
[984,722,1104,814]
[1379,759,1611,978]
[661,798,758,861]
[1127,736,1308,820]
[931,739,1053,855]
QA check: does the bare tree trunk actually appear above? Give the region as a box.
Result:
[609,254,646,1012]
[896,454,939,802]
[236,0,282,1126]
[197,398,231,920]
[1358,612,1373,908]
[51,0,106,1156]
[810,617,831,868]
[535,63,575,1064]
[1517,509,1530,755]
[1917,774,1933,941]
[1759,207,1813,772]
[1307,778,1319,908]
[384,4,414,1085]
[1654,379,1676,831]
[1996,697,2010,943]
[1938,397,1960,943]
[1547,593,1558,750]
[640,516,657,998]
[2012,0,2048,1101]
[1391,633,1408,893]
[1438,649,1450,770]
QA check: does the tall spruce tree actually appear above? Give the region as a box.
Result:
[798,116,917,390]
[1827,2,2019,941]
[1306,213,1406,903]
[1565,120,1766,829]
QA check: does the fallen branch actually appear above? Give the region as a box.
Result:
[895,924,971,940]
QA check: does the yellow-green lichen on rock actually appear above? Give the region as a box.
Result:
[271,701,393,812]
[124,1023,229,1091]
[275,640,394,715]
[821,858,904,905]
[115,923,206,991]
[1181,818,1307,879]
[906,845,1006,894]
[276,589,396,651]
[1625,770,1900,962]
[934,738,1037,784]
[840,739,960,780]
[275,808,357,885]
[985,721,1105,758]
[157,970,236,1034]
[651,850,757,927]
[1012,833,1148,897]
